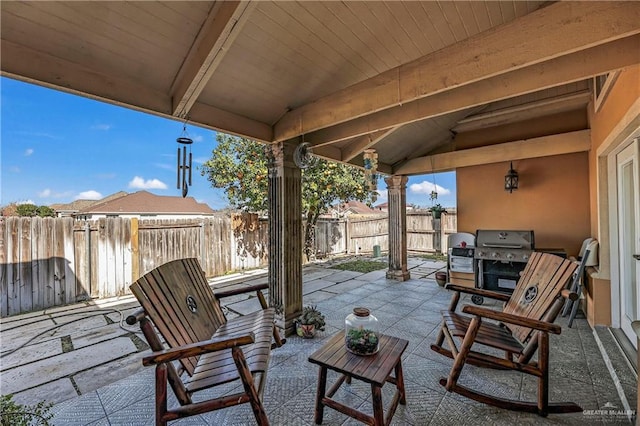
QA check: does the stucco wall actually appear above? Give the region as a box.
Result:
[584,65,640,327]
[457,153,590,257]
[455,110,591,258]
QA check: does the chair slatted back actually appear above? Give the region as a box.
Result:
[130,258,227,375]
[504,252,577,342]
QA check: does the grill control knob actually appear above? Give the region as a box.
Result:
[522,253,529,260]
[477,250,485,257]
[506,253,514,260]
[467,249,474,257]
[491,252,499,258]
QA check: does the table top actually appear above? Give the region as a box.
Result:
[308,332,408,386]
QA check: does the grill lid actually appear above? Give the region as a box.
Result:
[475,230,534,250]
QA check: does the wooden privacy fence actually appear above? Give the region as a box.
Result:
[0,210,456,316]
[314,210,457,257]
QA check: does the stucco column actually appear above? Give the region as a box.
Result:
[385,175,410,281]
[267,142,303,335]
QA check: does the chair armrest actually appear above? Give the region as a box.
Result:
[213,283,268,299]
[142,332,255,366]
[444,284,512,302]
[461,305,562,334]
[125,308,146,325]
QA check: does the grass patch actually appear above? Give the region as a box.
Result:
[330,260,387,273]
[416,253,447,262]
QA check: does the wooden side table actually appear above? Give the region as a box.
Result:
[308,332,409,425]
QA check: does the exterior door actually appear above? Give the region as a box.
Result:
[617,139,640,346]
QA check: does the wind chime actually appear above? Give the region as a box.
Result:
[430,157,438,202]
[363,149,378,202]
[176,122,193,198]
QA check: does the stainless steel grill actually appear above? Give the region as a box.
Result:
[474,230,535,299]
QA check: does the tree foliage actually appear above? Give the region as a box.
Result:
[200,134,375,259]
[15,204,56,217]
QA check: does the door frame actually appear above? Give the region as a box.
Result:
[606,131,640,330]
[608,138,639,338]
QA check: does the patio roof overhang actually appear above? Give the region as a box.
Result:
[2,1,639,176]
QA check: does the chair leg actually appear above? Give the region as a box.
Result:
[155,364,168,426]
[537,332,550,416]
[446,316,481,390]
[232,347,270,425]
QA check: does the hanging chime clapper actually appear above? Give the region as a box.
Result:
[177,136,193,197]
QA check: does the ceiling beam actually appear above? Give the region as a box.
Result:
[0,39,273,143]
[187,101,272,142]
[452,91,591,133]
[0,39,172,115]
[395,130,591,175]
[301,35,640,146]
[171,1,256,118]
[311,145,393,175]
[341,127,399,162]
[273,2,640,142]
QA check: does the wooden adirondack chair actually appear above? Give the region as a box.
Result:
[431,252,581,416]
[126,258,284,426]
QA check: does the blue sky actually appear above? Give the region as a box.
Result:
[1,77,456,210]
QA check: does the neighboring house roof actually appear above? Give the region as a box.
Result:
[51,192,129,213]
[332,201,380,216]
[78,191,215,215]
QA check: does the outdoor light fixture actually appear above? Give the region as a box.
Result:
[363,149,378,200]
[176,123,193,197]
[504,161,519,193]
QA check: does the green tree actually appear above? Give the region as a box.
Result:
[16,204,38,217]
[15,204,56,217]
[200,134,375,259]
[36,206,56,217]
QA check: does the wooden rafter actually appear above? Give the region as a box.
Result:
[341,128,399,162]
[299,35,640,147]
[273,2,640,142]
[171,1,256,118]
[395,130,591,175]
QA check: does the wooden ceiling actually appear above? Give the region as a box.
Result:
[2,1,639,175]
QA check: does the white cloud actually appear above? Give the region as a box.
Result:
[128,176,168,190]
[38,189,51,197]
[25,148,34,156]
[375,189,388,201]
[16,199,35,205]
[75,190,103,200]
[91,123,112,131]
[409,181,451,196]
[192,134,204,143]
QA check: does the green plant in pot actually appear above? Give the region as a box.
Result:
[296,305,326,338]
[430,203,445,219]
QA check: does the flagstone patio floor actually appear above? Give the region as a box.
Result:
[1,256,637,425]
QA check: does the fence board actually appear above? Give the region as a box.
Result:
[20,218,33,313]
[0,219,7,316]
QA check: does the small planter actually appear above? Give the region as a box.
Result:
[296,322,316,338]
[435,271,447,287]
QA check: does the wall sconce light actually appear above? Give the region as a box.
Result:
[504,161,518,193]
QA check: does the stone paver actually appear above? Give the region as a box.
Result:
[0,256,636,426]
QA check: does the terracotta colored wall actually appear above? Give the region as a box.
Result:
[457,153,590,257]
[588,66,640,236]
[584,65,640,326]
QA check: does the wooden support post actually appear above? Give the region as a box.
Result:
[267,141,303,335]
[385,175,410,281]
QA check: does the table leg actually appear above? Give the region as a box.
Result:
[315,366,327,424]
[371,384,384,426]
[395,359,406,405]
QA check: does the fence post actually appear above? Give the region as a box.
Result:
[131,218,139,282]
[433,218,442,254]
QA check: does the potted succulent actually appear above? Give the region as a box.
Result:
[296,305,326,338]
[429,203,446,219]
